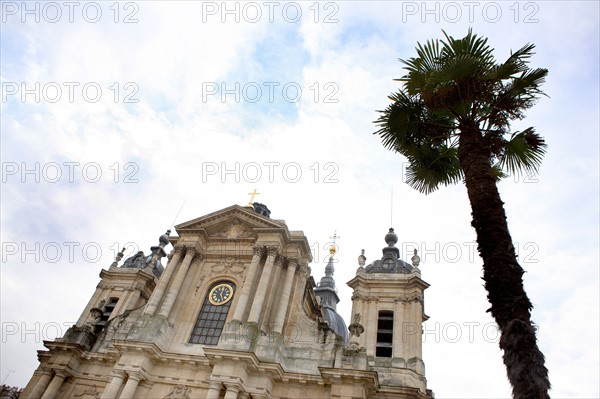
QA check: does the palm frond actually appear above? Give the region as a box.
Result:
[404,145,463,194]
[510,68,549,97]
[498,128,547,176]
[375,29,548,194]
[434,54,481,84]
[441,28,495,66]
[491,163,509,181]
[374,91,456,156]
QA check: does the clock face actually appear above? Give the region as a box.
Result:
[209,283,234,306]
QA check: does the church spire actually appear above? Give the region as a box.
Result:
[315,232,340,310]
[314,231,348,345]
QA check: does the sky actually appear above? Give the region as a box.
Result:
[1,1,599,397]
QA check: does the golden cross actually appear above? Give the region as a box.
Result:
[247,189,259,206]
[330,230,340,244]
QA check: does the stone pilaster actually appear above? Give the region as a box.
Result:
[263,254,283,325]
[273,258,298,334]
[158,245,199,319]
[144,245,184,316]
[231,245,264,322]
[393,298,405,359]
[365,298,378,357]
[247,246,279,324]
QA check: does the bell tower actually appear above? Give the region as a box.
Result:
[20,233,169,399]
[346,228,430,394]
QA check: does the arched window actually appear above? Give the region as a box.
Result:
[189,281,236,345]
[376,310,394,357]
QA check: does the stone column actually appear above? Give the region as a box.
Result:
[100,372,126,399]
[27,370,53,399]
[352,295,364,324]
[273,259,298,334]
[392,298,405,359]
[118,373,142,399]
[205,381,223,399]
[40,370,68,399]
[231,246,264,322]
[365,299,378,357]
[263,255,283,325]
[144,245,184,316]
[158,246,198,319]
[407,293,425,374]
[223,384,241,399]
[407,296,420,362]
[415,294,424,360]
[247,246,278,324]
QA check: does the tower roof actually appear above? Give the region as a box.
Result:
[121,230,169,277]
[314,248,348,345]
[365,227,413,274]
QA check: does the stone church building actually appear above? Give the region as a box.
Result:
[20,203,434,399]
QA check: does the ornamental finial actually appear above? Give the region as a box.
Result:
[411,248,421,268]
[111,247,126,268]
[358,249,366,267]
[329,230,340,257]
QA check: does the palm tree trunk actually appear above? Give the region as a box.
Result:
[458,126,550,399]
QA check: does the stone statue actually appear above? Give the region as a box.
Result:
[84,308,103,330]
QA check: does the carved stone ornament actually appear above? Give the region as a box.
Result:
[348,313,364,337]
[297,263,310,277]
[252,245,265,258]
[211,219,255,239]
[164,384,191,399]
[344,342,366,355]
[172,245,185,256]
[227,219,251,239]
[183,246,199,259]
[73,385,100,399]
[84,308,103,329]
[394,292,424,304]
[351,293,366,302]
[212,261,245,275]
[266,246,280,258]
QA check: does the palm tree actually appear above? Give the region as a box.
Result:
[374,29,550,399]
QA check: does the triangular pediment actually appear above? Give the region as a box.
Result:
[174,205,286,239]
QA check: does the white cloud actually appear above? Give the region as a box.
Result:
[1,1,598,397]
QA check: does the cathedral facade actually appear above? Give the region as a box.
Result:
[20,204,434,399]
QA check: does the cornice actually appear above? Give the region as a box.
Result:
[346,273,430,291]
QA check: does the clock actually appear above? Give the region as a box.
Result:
[208,283,234,306]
